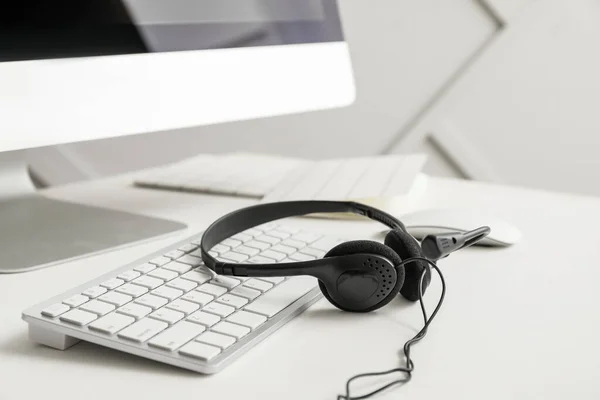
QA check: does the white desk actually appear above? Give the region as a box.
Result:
[1,174,599,400]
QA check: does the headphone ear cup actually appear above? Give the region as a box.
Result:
[385,230,431,302]
[320,240,405,312]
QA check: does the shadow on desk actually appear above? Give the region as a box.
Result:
[0,329,200,377]
[304,299,420,334]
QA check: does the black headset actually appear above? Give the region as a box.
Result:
[200,200,490,399]
[201,200,488,312]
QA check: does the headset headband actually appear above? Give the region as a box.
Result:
[201,200,406,275]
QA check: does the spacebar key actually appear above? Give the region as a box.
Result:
[244,277,316,317]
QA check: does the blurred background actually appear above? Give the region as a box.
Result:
[15,0,600,197]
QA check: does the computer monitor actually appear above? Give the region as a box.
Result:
[0,0,355,273]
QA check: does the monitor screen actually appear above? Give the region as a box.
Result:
[0,0,344,62]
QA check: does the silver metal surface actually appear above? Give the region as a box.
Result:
[0,152,187,274]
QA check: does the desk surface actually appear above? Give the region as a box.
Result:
[1,174,599,400]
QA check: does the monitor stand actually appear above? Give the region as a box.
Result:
[0,152,187,274]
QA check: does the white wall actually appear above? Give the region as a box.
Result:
[393,0,600,197]
[26,0,497,185]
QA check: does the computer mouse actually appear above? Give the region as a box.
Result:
[399,208,522,247]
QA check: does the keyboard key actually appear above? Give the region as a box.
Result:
[149,308,185,324]
[196,265,215,277]
[222,238,242,248]
[82,286,107,299]
[149,321,206,351]
[100,278,125,290]
[117,303,152,319]
[98,292,132,307]
[203,302,235,318]
[212,276,240,290]
[181,291,214,307]
[220,251,248,263]
[181,270,211,285]
[132,275,163,290]
[281,238,306,249]
[187,311,220,327]
[212,321,250,339]
[147,268,178,281]
[243,279,273,292]
[277,226,301,234]
[188,249,204,258]
[291,232,321,244]
[134,294,168,310]
[149,256,171,267]
[41,303,70,318]
[166,299,200,315]
[299,247,326,258]
[166,278,198,293]
[232,233,253,242]
[255,235,280,245]
[268,230,291,240]
[63,294,89,308]
[258,222,278,231]
[244,277,315,317]
[117,270,141,282]
[60,309,97,326]
[260,250,286,262]
[288,252,316,262]
[215,294,248,309]
[230,286,261,300]
[115,283,148,298]
[211,244,230,254]
[89,313,135,335]
[175,255,202,267]
[178,243,198,253]
[165,250,185,260]
[257,277,285,284]
[243,228,263,237]
[271,244,296,255]
[248,255,277,264]
[227,310,267,329]
[79,300,115,316]
[245,240,270,251]
[310,237,345,251]
[233,245,260,257]
[151,286,183,301]
[118,318,168,343]
[179,342,221,361]
[134,263,156,274]
[197,283,227,297]
[163,261,193,274]
[196,331,236,349]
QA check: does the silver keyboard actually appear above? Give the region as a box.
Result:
[22,223,343,374]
